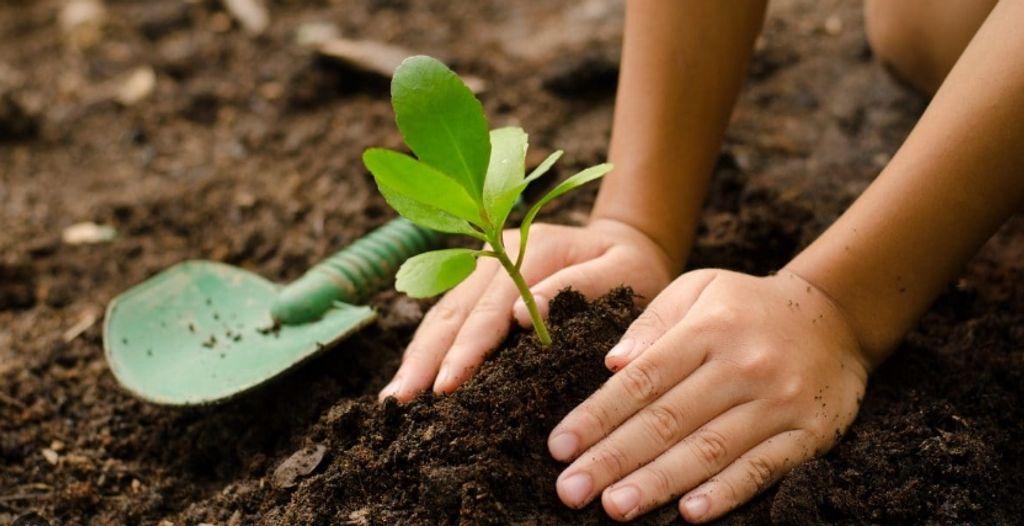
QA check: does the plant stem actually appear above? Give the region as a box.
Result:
[490,240,552,346]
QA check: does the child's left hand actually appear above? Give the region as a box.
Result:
[548,269,871,523]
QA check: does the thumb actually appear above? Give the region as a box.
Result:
[604,269,719,371]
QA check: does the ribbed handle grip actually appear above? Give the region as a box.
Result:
[271,218,440,324]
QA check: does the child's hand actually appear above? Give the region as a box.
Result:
[379,218,677,401]
[548,269,870,523]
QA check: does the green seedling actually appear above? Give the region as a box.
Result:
[363,56,612,346]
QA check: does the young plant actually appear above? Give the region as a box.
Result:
[362,55,611,346]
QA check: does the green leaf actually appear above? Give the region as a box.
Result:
[486,147,564,231]
[516,163,613,267]
[395,248,478,298]
[523,150,563,185]
[363,148,483,230]
[376,186,482,238]
[392,56,491,200]
[483,127,528,230]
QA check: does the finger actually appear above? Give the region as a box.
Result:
[605,270,719,372]
[599,400,786,521]
[549,321,709,463]
[431,270,518,393]
[511,251,616,327]
[553,363,741,510]
[432,250,552,394]
[379,257,499,401]
[679,429,815,523]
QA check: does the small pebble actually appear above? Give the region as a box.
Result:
[41,448,59,465]
[59,0,106,49]
[295,21,339,47]
[220,0,269,35]
[62,222,117,244]
[824,15,843,36]
[116,66,156,106]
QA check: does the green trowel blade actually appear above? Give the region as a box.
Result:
[103,261,375,406]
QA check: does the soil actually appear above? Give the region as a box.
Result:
[1,0,1022,525]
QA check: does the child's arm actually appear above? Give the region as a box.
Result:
[591,0,768,269]
[786,0,1024,363]
[549,1,1024,522]
[380,0,766,401]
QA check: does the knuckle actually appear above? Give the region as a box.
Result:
[427,302,463,324]
[707,304,741,327]
[471,297,510,318]
[803,417,832,443]
[715,474,743,507]
[688,428,729,471]
[629,310,668,337]
[620,361,661,403]
[562,236,597,264]
[401,345,433,367]
[645,466,676,496]
[777,376,806,403]
[569,265,597,286]
[642,403,685,443]
[590,444,630,476]
[693,304,739,332]
[576,404,614,435]
[744,456,776,493]
[738,348,775,379]
[532,223,554,235]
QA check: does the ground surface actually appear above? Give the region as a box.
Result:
[2,0,1022,525]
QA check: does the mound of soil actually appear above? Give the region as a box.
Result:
[263,289,656,525]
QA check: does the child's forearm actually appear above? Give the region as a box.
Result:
[787,0,1024,364]
[593,0,767,269]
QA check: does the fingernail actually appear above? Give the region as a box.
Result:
[512,299,529,324]
[682,494,710,521]
[548,432,578,461]
[433,364,452,393]
[558,472,592,507]
[533,293,548,314]
[607,485,641,518]
[606,339,635,361]
[379,377,402,400]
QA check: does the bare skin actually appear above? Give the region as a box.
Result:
[864,0,998,95]
[382,0,1024,522]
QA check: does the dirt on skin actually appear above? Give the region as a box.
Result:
[2,0,1023,525]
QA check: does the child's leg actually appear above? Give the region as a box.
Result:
[864,0,997,95]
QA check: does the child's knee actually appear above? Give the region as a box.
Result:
[863,0,902,65]
[864,0,933,93]
[863,0,996,95]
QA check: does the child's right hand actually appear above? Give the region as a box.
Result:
[378,218,678,401]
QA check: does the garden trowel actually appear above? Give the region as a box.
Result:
[103,218,438,406]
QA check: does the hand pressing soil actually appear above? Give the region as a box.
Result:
[257,289,683,525]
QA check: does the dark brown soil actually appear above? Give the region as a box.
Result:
[2,0,1022,525]
[259,289,663,525]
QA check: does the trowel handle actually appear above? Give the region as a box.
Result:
[271,218,440,324]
